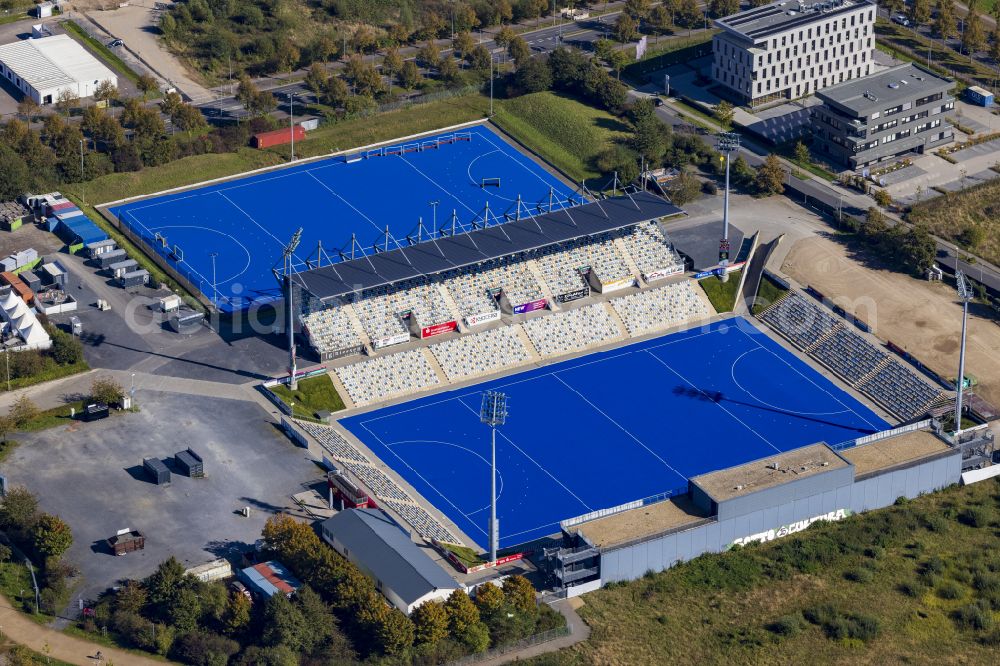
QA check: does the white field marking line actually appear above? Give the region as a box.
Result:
[736,325,886,431]
[216,191,312,268]
[455,396,594,514]
[359,423,489,539]
[644,350,783,455]
[729,348,852,417]
[550,373,687,482]
[116,190,206,213]
[397,154,480,217]
[148,224,252,286]
[386,439,505,514]
[304,171,384,237]
[357,325,723,424]
[476,127,574,193]
[466,149,521,205]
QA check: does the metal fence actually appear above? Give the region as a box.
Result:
[448,626,571,666]
[832,419,934,451]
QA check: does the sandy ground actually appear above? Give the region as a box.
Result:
[782,235,1000,407]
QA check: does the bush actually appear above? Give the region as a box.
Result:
[804,604,880,641]
[955,601,994,631]
[767,612,806,637]
[958,506,993,528]
[90,376,125,406]
[49,327,84,365]
[702,180,718,195]
[899,580,926,598]
[844,568,874,583]
[170,631,240,665]
[937,581,963,600]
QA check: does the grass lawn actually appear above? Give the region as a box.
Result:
[698,270,742,313]
[875,20,996,88]
[0,563,50,622]
[2,360,89,393]
[0,12,29,26]
[63,21,145,87]
[269,374,345,420]
[751,274,789,315]
[531,479,1000,664]
[492,91,630,182]
[440,542,485,568]
[908,178,1000,267]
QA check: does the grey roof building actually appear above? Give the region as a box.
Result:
[811,63,955,169]
[320,508,460,613]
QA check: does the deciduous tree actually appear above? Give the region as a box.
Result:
[31,513,73,560]
[755,153,786,195]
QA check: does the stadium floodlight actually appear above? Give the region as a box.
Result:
[717,132,741,283]
[954,271,973,434]
[480,390,508,564]
[284,228,303,390]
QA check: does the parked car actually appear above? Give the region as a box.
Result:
[891,14,911,27]
[109,39,124,48]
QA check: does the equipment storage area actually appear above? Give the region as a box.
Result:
[143,457,171,485]
[175,448,204,477]
[107,529,145,556]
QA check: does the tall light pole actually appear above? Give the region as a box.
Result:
[954,271,973,434]
[283,228,303,390]
[480,390,508,564]
[489,54,495,116]
[209,251,218,306]
[288,92,296,161]
[79,139,85,205]
[717,132,740,282]
[429,200,440,235]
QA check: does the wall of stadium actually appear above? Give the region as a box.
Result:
[594,449,961,584]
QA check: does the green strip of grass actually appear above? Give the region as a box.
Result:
[269,374,345,421]
[63,20,143,86]
[752,274,789,315]
[0,12,28,26]
[440,542,485,568]
[698,270,742,313]
[0,564,52,623]
[2,360,89,393]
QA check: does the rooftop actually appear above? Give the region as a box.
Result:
[692,442,849,503]
[240,560,301,598]
[839,430,952,477]
[816,63,953,115]
[0,34,117,92]
[716,0,874,41]
[574,496,711,549]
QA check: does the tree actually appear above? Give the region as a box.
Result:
[412,600,449,646]
[0,485,38,531]
[445,590,490,653]
[991,27,1000,63]
[31,513,73,560]
[755,153,786,195]
[173,103,206,135]
[794,140,811,165]
[494,0,514,25]
[649,5,674,34]
[677,0,703,28]
[597,144,640,183]
[8,396,39,428]
[495,25,517,49]
[91,376,124,406]
[502,575,537,614]
[94,80,119,107]
[474,582,505,620]
[714,100,735,127]
[934,0,957,40]
[508,36,531,67]
[514,56,552,93]
[625,0,653,20]
[910,0,931,25]
[375,608,415,655]
[0,144,31,201]
[305,63,328,97]
[115,580,148,614]
[170,632,240,666]
[709,0,740,18]
[145,556,187,609]
[963,8,985,55]
[632,114,669,163]
[614,13,639,42]
[55,88,78,116]
[222,590,251,635]
[454,31,476,59]
[400,60,422,89]
[17,97,39,123]
[418,41,441,68]
[667,169,703,204]
[136,74,158,100]
[863,206,888,237]
[322,76,349,108]
[383,48,404,91]
[873,189,893,209]
[236,75,259,112]
[166,587,202,634]
[50,329,83,365]
[439,55,461,84]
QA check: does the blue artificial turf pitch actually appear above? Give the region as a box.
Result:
[341,317,890,549]
[109,125,575,311]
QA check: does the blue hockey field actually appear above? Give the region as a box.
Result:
[341,317,889,550]
[109,124,576,311]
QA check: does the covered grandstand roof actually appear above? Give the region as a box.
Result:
[294,191,683,301]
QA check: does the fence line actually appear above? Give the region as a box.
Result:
[447,626,571,666]
[833,419,933,451]
[560,490,678,530]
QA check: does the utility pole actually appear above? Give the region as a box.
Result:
[288,92,295,161]
[954,271,973,434]
[283,228,303,390]
[79,139,85,204]
[429,200,440,235]
[480,390,508,564]
[717,132,741,282]
[489,54,494,116]
[209,252,218,306]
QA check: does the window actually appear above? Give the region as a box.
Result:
[871,111,880,119]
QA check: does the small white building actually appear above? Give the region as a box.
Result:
[0,34,118,105]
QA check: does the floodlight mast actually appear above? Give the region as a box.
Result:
[284,228,303,390]
[717,132,740,283]
[954,271,973,434]
[480,390,508,564]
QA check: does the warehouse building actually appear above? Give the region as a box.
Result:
[712,0,876,107]
[0,34,117,105]
[811,63,955,169]
[543,424,992,593]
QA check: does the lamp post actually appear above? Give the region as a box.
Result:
[717,132,741,282]
[954,271,973,434]
[288,92,296,161]
[209,252,218,307]
[79,139,85,205]
[283,228,303,390]
[429,200,440,235]
[480,390,508,564]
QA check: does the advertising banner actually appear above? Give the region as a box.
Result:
[325,345,364,360]
[555,287,589,304]
[465,310,501,327]
[512,298,547,315]
[373,333,410,349]
[644,265,684,282]
[600,276,636,294]
[421,320,458,338]
[729,509,851,549]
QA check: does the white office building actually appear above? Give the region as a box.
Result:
[713,0,876,107]
[0,34,117,105]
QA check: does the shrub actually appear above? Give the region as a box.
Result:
[767,612,806,637]
[958,506,992,528]
[90,376,125,407]
[844,568,874,583]
[937,581,963,600]
[955,601,994,631]
[702,180,718,195]
[923,556,946,575]
[899,580,926,598]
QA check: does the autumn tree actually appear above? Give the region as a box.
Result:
[412,600,449,646]
[31,513,73,560]
[755,153,786,195]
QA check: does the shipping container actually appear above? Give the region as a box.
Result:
[12,248,37,268]
[86,239,117,257]
[175,448,204,477]
[120,269,149,288]
[45,200,73,217]
[109,259,138,278]
[170,309,205,333]
[107,529,145,556]
[19,270,40,292]
[143,457,171,485]
[0,272,32,304]
[0,258,16,273]
[252,126,305,149]
[965,85,994,107]
[98,249,128,268]
[159,294,181,312]
[40,261,66,287]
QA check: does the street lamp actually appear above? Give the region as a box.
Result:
[209,252,218,306]
[954,271,973,434]
[480,390,508,564]
[79,139,85,205]
[283,228,303,390]
[717,132,741,282]
[288,92,296,161]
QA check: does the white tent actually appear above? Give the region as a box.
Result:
[0,288,51,350]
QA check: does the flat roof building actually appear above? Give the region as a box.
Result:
[713,0,876,107]
[0,34,118,105]
[812,63,954,169]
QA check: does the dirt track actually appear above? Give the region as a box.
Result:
[782,235,1000,407]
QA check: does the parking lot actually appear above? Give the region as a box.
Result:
[2,389,325,602]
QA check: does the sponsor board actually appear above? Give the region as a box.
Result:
[421,320,458,338]
[694,261,746,279]
[728,509,851,548]
[556,287,590,304]
[324,345,363,361]
[600,276,636,294]
[644,265,684,282]
[465,552,525,573]
[373,333,410,349]
[465,310,501,327]
[512,298,547,315]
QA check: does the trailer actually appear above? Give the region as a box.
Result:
[175,448,204,477]
[965,85,994,107]
[143,457,171,485]
[109,259,138,279]
[97,249,128,269]
[252,126,305,149]
[119,269,149,289]
[159,294,181,312]
[107,529,145,556]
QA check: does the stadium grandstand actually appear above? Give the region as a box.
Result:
[296,191,687,362]
[757,290,951,421]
